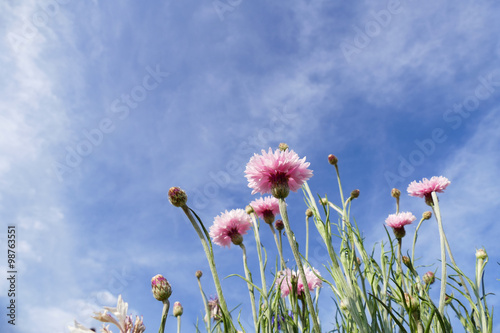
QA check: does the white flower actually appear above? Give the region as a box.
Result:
[68,320,95,333]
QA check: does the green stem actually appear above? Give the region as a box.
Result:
[305,215,310,261]
[431,192,447,318]
[158,300,170,333]
[279,198,321,333]
[177,316,181,333]
[181,205,232,332]
[197,277,211,333]
[268,223,286,270]
[240,243,258,330]
[411,217,426,265]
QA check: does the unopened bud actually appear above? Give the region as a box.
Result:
[392,227,406,239]
[404,293,419,312]
[423,271,435,285]
[231,233,244,246]
[402,256,412,269]
[319,198,329,205]
[278,143,289,151]
[391,188,401,198]
[328,154,338,165]
[173,301,183,317]
[168,187,188,207]
[305,208,313,217]
[476,248,488,260]
[422,211,432,220]
[195,270,203,279]
[151,274,172,301]
[275,219,284,231]
[350,189,360,199]
[245,205,254,214]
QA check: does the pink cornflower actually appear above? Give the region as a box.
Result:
[275,267,322,297]
[407,176,450,205]
[250,196,280,224]
[245,148,313,199]
[209,209,252,247]
[385,212,416,239]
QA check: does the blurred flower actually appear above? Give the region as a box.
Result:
[151,274,172,301]
[407,176,450,204]
[423,271,435,285]
[245,148,313,199]
[385,212,416,239]
[207,296,222,321]
[68,321,96,333]
[209,209,252,247]
[250,196,280,224]
[276,267,322,297]
[89,295,145,333]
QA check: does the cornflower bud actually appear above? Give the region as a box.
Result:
[151,274,172,301]
[245,205,254,214]
[423,271,435,285]
[278,143,289,151]
[173,302,183,317]
[168,187,187,207]
[422,211,432,220]
[476,248,487,260]
[350,189,360,199]
[195,270,203,279]
[391,188,401,198]
[305,208,313,217]
[275,219,284,231]
[328,154,338,166]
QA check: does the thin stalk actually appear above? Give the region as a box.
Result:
[279,198,321,333]
[411,217,426,265]
[180,205,232,331]
[177,316,181,333]
[197,277,211,333]
[334,164,346,212]
[431,192,447,318]
[442,231,472,300]
[305,215,310,261]
[240,243,258,330]
[158,300,170,333]
[248,213,272,331]
[269,223,286,270]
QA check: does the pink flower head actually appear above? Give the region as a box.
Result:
[250,196,280,224]
[385,212,416,239]
[245,148,313,199]
[407,176,450,204]
[275,267,322,297]
[209,209,252,247]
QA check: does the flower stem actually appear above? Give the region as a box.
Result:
[158,300,170,333]
[177,316,181,333]
[240,243,258,330]
[431,192,447,318]
[197,277,211,333]
[278,198,321,333]
[180,205,232,331]
[268,223,286,270]
[305,215,310,261]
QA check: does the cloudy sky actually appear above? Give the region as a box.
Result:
[1,0,499,332]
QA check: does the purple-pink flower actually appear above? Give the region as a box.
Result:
[275,267,322,297]
[385,212,416,229]
[407,176,450,198]
[209,209,252,247]
[245,148,313,199]
[250,196,280,224]
[385,212,416,239]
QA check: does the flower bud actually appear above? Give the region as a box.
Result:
[404,293,419,313]
[231,233,244,246]
[391,188,401,198]
[173,301,183,317]
[151,274,172,301]
[305,208,313,217]
[278,143,289,151]
[445,293,453,305]
[422,211,432,220]
[168,187,188,207]
[350,189,360,199]
[402,256,412,269]
[319,198,328,205]
[476,248,488,260]
[423,271,435,285]
[245,205,254,214]
[195,270,203,279]
[275,219,284,231]
[271,182,290,199]
[328,154,338,166]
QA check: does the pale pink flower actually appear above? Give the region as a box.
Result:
[250,196,280,224]
[385,212,416,239]
[209,209,252,247]
[245,148,313,198]
[275,267,322,297]
[407,176,450,198]
[385,212,416,229]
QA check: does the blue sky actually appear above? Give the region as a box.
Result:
[1,0,499,332]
